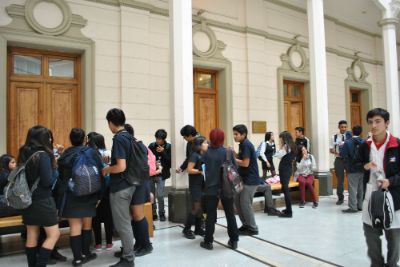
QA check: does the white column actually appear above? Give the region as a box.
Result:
[169,0,193,189]
[307,0,330,174]
[379,18,400,136]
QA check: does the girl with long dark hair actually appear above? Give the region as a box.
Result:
[19,125,60,267]
[274,131,297,218]
[295,146,318,208]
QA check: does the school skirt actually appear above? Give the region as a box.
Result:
[22,197,58,227]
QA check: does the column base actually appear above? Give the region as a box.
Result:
[168,188,191,223]
[315,171,333,196]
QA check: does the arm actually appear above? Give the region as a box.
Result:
[178,143,190,172]
[102,159,126,176]
[330,135,336,155]
[236,157,250,167]
[38,153,53,187]
[187,162,202,175]
[340,141,348,159]
[235,143,250,167]
[259,142,268,163]
[311,155,317,172]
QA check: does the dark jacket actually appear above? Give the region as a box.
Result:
[0,170,8,194]
[148,141,171,180]
[358,134,400,211]
[341,136,364,173]
[57,146,104,217]
[179,137,199,171]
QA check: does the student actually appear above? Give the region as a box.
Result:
[102,109,136,267]
[58,128,102,266]
[358,108,400,267]
[148,129,171,222]
[274,131,297,218]
[0,154,16,193]
[295,146,318,208]
[182,136,207,239]
[233,124,259,235]
[330,120,352,205]
[201,128,238,250]
[19,126,60,267]
[294,127,311,152]
[340,125,364,213]
[258,132,276,178]
[87,132,114,251]
[255,180,280,215]
[176,125,199,174]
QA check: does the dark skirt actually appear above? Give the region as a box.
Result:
[60,192,97,218]
[22,197,58,227]
[189,184,203,202]
[130,180,151,205]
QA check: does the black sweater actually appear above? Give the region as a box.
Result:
[148,142,171,180]
[25,152,55,201]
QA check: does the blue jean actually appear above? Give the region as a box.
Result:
[150,176,166,215]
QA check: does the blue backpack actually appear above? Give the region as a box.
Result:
[69,148,101,196]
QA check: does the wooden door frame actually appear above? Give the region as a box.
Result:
[283,80,306,134]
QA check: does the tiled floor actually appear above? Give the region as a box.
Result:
[0,194,382,267]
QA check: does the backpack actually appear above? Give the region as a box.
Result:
[3,151,43,209]
[221,149,243,198]
[369,189,393,230]
[349,138,364,173]
[147,148,157,177]
[121,133,150,186]
[256,141,263,158]
[69,147,102,196]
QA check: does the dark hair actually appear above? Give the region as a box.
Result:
[124,124,134,136]
[192,136,207,153]
[338,120,348,126]
[87,132,106,150]
[352,125,363,136]
[155,129,167,140]
[180,125,197,137]
[296,145,307,163]
[70,128,86,146]
[106,108,126,126]
[366,108,390,122]
[210,128,225,147]
[264,132,273,142]
[233,124,248,138]
[17,125,56,168]
[279,131,297,156]
[0,154,14,172]
[295,127,304,134]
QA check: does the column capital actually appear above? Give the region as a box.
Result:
[378,17,399,27]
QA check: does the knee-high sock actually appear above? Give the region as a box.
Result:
[70,235,83,261]
[135,218,150,248]
[81,230,92,256]
[35,247,52,267]
[25,247,37,267]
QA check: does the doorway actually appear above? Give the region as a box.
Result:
[349,89,362,129]
[283,80,306,136]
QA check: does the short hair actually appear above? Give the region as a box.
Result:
[233,124,248,137]
[124,124,134,136]
[352,125,363,136]
[366,108,390,122]
[264,131,273,142]
[192,136,207,153]
[70,128,86,146]
[106,108,126,126]
[209,128,225,147]
[295,127,304,134]
[180,125,197,137]
[155,129,167,140]
[338,120,348,126]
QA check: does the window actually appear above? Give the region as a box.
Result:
[197,73,213,89]
[49,58,74,78]
[352,92,359,103]
[13,55,41,75]
[292,85,301,97]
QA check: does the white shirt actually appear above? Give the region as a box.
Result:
[330,132,348,157]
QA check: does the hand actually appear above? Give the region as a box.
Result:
[102,167,109,176]
[364,162,377,171]
[102,155,110,164]
[156,146,164,153]
[176,168,182,174]
[266,161,271,168]
[377,177,390,189]
[96,200,101,208]
[56,144,64,154]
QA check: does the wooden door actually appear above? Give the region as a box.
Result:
[7,47,81,157]
[350,89,362,128]
[283,81,305,136]
[194,69,219,137]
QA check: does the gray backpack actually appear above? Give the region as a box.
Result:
[3,151,44,209]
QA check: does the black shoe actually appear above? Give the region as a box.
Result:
[47,258,57,265]
[312,202,319,209]
[159,213,166,222]
[342,208,358,213]
[238,225,248,231]
[299,202,305,208]
[135,244,153,257]
[109,258,134,267]
[278,211,293,218]
[182,228,195,239]
[238,228,258,236]
[72,259,83,267]
[51,248,67,262]
[114,247,123,258]
[336,199,344,205]
[267,209,281,216]
[153,214,158,221]
[358,207,362,211]
[228,240,238,250]
[194,228,205,237]
[82,252,97,264]
[200,241,213,250]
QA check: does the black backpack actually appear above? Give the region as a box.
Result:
[221,149,243,198]
[120,133,149,186]
[349,138,364,173]
[369,189,393,230]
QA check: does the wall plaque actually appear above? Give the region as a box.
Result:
[252,121,266,134]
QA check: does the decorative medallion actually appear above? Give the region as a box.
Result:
[280,37,309,73]
[192,20,226,59]
[347,56,368,82]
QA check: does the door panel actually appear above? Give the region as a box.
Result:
[283,80,305,136]
[290,102,303,135]
[196,94,217,137]
[350,106,361,128]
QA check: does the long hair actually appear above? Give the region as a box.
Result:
[0,154,14,172]
[279,131,297,156]
[209,128,225,148]
[296,145,306,163]
[264,131,273,142]
[17,125,56,168]
[87,132,106,150]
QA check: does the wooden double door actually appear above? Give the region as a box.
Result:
[7,47,81,157]
[284,80,306,136]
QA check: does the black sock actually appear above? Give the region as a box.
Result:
[25,247,37,267]
[70,235,83,261]
[36,247,52,267]
[131,220,140,250]
[136,218,150,248]
[82,230,93,256]
[184,214,196,230]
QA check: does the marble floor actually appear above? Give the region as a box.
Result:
[0,193,385,267]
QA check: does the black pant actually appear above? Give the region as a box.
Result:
[280,169,292,214]
[92,198,113,245]
[203,195,238,243]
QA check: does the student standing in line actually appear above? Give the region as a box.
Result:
[274,131,297,218]
[258,132,276,178]
[200,128,239,250]
[294,127,311,152]
[233,124,259,235]
[182,136,207,239]
[330,120,352,205]
[176,125,199,174]
[58,128,102,266]
[295,145,318,208]
[148,129,171,222]
[19,126,60,267]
